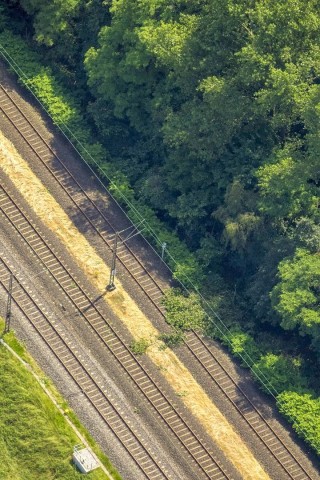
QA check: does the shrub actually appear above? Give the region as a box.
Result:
[220,328,261,365]
[162,289,208,331]
[158,331,184,349]
[130,338,149,355]
[252,353,309,395]
[277,391,320,455]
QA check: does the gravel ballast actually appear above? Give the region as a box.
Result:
[0,63,319,480]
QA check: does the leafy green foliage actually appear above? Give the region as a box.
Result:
[257,148,319,220]
[158,331,184,349]
[20,0,81,47]
[130,338,149,355]
[218,327,261,365]
[82,0,320,306]
[17,0,111,87]
[277,391,320,454]
[271,249,320,353]
[162,288,207,331]
[0,30,94,144]
[252,353,309,394]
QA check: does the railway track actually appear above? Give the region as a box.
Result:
[0,83,166,315]
[183,332,314,480]
[0,184,230,480]
[0,256,170,480]
[0,83,317,480]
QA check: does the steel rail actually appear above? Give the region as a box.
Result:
[0,83,166,314]
[183,331,314,480]
[0,184,230,480]
[0,83,316,480]
[0,257,171,480]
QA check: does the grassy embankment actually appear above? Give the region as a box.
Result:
[0,318,122,480]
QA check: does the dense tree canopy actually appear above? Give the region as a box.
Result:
[271,249,320,339]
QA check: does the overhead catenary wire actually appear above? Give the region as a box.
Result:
[106,225,147,291]
[2,42,320,460]
[0,41,299,402]
[0,41,279,397]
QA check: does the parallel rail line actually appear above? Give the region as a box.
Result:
[0,83,166,315]
[0,184,230,480]
[0,257,169,480]
[183,332,313,480]
[0,83,316,480]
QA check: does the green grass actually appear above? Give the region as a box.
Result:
[0,321,122,480]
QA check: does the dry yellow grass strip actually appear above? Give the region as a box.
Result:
[0,132,270,480]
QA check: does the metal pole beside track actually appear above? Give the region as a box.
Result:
[4,273,13,333]
[106,233,118,291]
[106,222,146,292]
